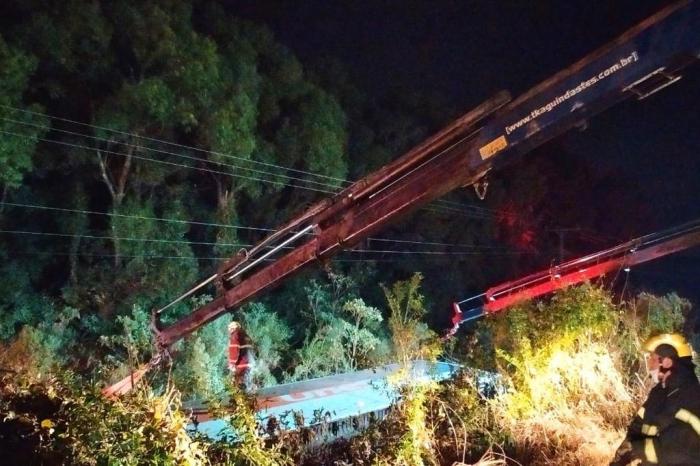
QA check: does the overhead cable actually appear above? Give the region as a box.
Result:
[1,104,496,218]
[0,201,275,232]
[0,104,348,184]
[0,201,506,249]
[1,116,343,190]
[0,228,520,254]
[0,129,338,195]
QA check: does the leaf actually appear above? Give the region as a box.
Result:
[41,418,55,429]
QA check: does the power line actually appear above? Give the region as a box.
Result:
[12,250,524,262]
[13,251,211,261]
[352,248,526,256]
[1,104,496,219]
[0,201,275,232]
[420,204,492,220]
[0,129,339,195]
[367,237,509,250]
[0,104,348,184]
[432,197,500,215]
[0,229,253,248]
[1,116,344,191]
[0,201,507,250]
[1,128,494,220]
[0,228,522,254]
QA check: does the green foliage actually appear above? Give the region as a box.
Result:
[3,1,696,464]
[0,375,208,465]
[0,35,37,99]
[97,296,230,402]
[493,284,616,353]
[290,274,389,380]
[101,304,154,365]
[110,78,177,126]
[206,386,291,466]
[294,87,348,183]
[0,0,356,355]
[633,291,689,338]
[0,35,47,189]
[488,285,618,411]
[240,303,291,388]
[382,273,440,364]
[177,333,227,400]
[171,297,232,400]
[0,313,73,378]
[109,199,198,310]
[0,261,52,341]
[476,286,699,465]
[14,0,112,86]
[387,383,438,466]
[339,298,385,369]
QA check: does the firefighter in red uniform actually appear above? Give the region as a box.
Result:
[228,321,253,389]
[610,333,700,466]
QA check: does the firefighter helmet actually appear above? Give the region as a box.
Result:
[643,333,693,358]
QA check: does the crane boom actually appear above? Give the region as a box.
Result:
[450,219,700,329]
[154,0,700,350]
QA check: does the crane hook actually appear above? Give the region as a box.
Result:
[474,177,489,200]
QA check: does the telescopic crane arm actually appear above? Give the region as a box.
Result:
[449,219,700,333]
[154,0,700,351]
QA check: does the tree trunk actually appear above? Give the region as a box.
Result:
[97,142,134,268]
[215,176,237,255]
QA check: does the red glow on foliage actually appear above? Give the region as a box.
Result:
[496,201,538,252]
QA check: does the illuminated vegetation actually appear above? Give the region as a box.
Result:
[0,1,698,464]
[1,283,698,464]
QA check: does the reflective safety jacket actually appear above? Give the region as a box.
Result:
[228,327,253,377]
[626,365,700,465]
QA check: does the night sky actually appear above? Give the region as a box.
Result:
[227,0,700,304]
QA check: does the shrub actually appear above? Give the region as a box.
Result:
[478,286,688,465]
[0,374,207,465]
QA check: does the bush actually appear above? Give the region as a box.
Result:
[382,273,441,364]
[290,274,389,380]
[0,374,207,465]
[473,286,694,465]
[241,302,292,388]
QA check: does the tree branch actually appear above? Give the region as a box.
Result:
[96,150,117,200]
[115,144,133,205]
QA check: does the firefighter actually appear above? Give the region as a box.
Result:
[228,321,254,389]
[610,333,700,466]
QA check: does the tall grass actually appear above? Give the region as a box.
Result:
[472,285,689,465]
[491,341,647,465]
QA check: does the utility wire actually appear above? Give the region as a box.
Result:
[0,229,521,254]
[0,104,348,184]
[0,129,339,195]
[1,116,343,191]
[421,204,492,220]
[0,104,498,212]
[0,201,275,232]
[12,250,525,262]
[351,248,527,256]
[1,104,496,218]
[0,201,509,250]
[0,229,253,248]
[1,127,494,219]
[431,197,500,215]
[368,237,509,250]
